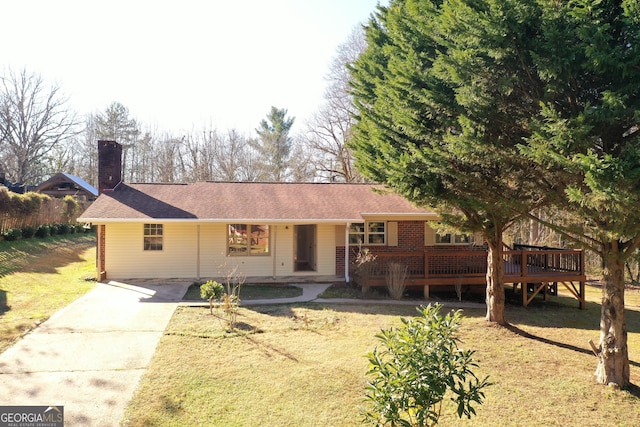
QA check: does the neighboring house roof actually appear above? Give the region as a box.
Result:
[36,173,99,198]
[79,181,437,223]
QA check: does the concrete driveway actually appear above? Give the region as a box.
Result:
[0,280,190,427]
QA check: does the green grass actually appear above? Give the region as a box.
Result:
[0,233,97,353]
[122,285,640,426]
[183,283,303,301]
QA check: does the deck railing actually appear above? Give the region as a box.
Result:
[365,247,584,282]
[361,245,585,308]
[502,249,584,277]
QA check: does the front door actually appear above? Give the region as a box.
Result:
[294,225,316,272]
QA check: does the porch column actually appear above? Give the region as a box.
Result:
[345,222,350,283]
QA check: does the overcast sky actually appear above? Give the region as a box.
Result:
[1,0,384,135]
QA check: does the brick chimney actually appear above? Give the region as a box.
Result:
[97,140,122,194]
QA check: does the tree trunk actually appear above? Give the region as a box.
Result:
[595,244,629,387]
[485,233,507,325]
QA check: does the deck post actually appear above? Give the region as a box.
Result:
[423,252,430,300]
[544,282,549,302]
[520,251,527,277]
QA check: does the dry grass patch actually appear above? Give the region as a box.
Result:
[123,286,640,427]
[0,234,96,353]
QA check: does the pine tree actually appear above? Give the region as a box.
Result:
[252,106,295,181]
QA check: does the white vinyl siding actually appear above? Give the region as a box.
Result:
[105,223,197,279]
[102,222,341,280]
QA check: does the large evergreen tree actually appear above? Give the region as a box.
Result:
[252,106,295,182]
[519,0,640,388]
[349,0,543,325]
[351,0,640,387]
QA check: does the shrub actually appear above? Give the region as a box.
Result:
[386,262,408,300]
[200,280,225,315]
[2,228,22,241]
[49,223,61,235]
[21,226,36,239]
[58,223,71,235]
[62,196,80,223]
[35,225,51,238]
[353,246,377,295]
[219,264,245,330]
[363,304,491,427]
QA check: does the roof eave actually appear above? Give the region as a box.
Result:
[77,217,368,224]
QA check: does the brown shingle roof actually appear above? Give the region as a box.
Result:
[78,182,436,222]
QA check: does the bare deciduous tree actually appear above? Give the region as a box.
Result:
[0,68,80,184]
[303,26,366,182]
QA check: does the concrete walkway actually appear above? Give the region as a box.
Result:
[182,282,486,309]
[0,280,191,427]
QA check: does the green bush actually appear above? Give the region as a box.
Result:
[363,304,491,427]
[21,226,36,238]
[58,223,71,235]
[35,225,51,238]
[200,280,225,315]
[2,228,22,241]
[62,196,80,223]
[49,223,61,235]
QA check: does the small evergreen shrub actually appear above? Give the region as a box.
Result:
[21,226,36,238]
[2,228,22,241]
[35,225,51,238]
[58,223,71,235]
[49,223,61,235]
[363,304,491,426]
[200,280,225,315]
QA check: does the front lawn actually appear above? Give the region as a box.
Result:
[122,286,640,426]
[0,234,96,353]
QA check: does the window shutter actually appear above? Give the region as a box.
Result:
[387,221,398,246]
[424,223,435,246]
[473,232,485,246]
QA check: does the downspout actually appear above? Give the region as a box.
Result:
[272,225,277,279]
[196,224,201,280]
[345,222,350,283]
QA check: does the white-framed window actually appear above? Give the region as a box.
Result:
[436,232,472,245]
[349,222,386,245]
[143,223,163,251]
[228,224,270,256]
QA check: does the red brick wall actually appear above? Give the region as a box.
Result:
[336,221,426,276]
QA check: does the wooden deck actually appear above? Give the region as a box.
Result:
[365,245,586,309]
